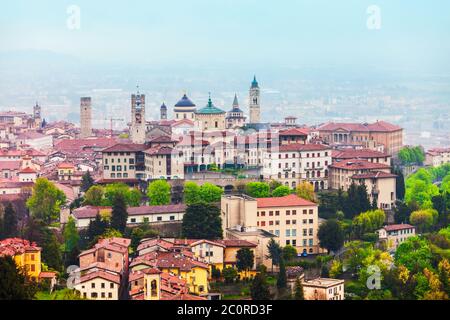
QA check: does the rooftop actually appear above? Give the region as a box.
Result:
[256,194,317,208]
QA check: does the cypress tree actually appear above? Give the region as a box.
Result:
[110,193,128,233]
[3,203,18,238]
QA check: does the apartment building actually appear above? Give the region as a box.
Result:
[318,121,403,157]
[302,278,345,300]
[262,143,332,190]
[102,143,147,180]
[329,159,396,210]
[221,194,320,255]
[144,146,184,180]
[425,148,450,167]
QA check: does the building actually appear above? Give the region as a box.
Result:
[279,128,309,145]
[226,94,246,129]
[57,162,76,181]
[160,102,167,120]
[194,95,226,131]
[16,131,53,150]
[249,76,261,124]
[174,94,197,121]
[332,149,391,165]
[317,121,403,157]
[302,278,345,300]
[80,97,92,138]
[0,238,42,281]
[377,224,416,251]
[101,143,147,181]
[75,271,121,300]
[130,90,146,144]
[329,159,396,210]
[71,204,186,228]
[221,194,320,255]
[33,102,42,128]
[262,143,332,190]
[425,148,450,167]
[144,146,184,180]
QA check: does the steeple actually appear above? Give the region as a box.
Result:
[251,75,259,88]
[232,94,239,108]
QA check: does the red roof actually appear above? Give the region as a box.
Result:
[383,224,415,232]
[39,271,57,279]
[279,128,309,136]
[256,194,317,208]
[78,270,121,284]
[278,143,330,152]
[318,121,402,133]
[0,161,21,171]
[217,239,257,248]
[144,146,174,155]
[329,159,391,170]
[57,162,75,169]
[332,149,389,159]
[102,143,147,153]
[18,167,37,174]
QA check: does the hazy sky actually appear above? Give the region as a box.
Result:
[1,0,450,72]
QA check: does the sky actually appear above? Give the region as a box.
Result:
[1,0,450,73]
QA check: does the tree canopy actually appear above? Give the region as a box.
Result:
[26,178,66,223]
[182,203,222,239]
[147,180,171,205]
[245,182,270,198]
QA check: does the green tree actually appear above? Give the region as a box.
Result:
[236,248,255,277]
[87,214,108,245]
[245,182,270,198]
[277,258,287,289]
[182,203,222,239]
[394,167,406,200]
[26,178,66,223]
[272,185,291,197]
[352,209,386,238]
[222,267,238,284]
[130,225,158,251]
[184,182,201,204]
[318,219,344,253]
[110,193,128,233]
[409,209,438,233]
[269,180,282,193]
[395,237,433,273]
[3,203,18,238]
[147,180,171,205]
[63,216,80,266]
[394,201,412,224]
[266,238,282,272]
[295,181,316,202]
[103,183,141,206]
[100,228,123,239]
[282,245,297,262]
[80,171,94,193]
[0,256,37,300]
[198,183,223,203]
[250,273,271,300]
[83,185,104,206]
[293,278,304,300]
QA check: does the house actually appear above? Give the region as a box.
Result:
[74,270,121,300]
[377,224,416,250]
[425,148,450,167]
[0,238,42,281]
[221,194,321,257]
[302,278,345,300]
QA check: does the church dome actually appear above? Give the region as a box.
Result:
[175,94,196,107]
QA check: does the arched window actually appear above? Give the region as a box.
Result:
[292,171,296,178]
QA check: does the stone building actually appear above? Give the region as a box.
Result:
[80,97,92,138]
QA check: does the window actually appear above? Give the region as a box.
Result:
[292,210,296,215]
[269,211,273,216]
[286,220,291,225]
[101,292,106,298]
[292,240,297,246]
[286,210,290,215]
[292,229,297,237]
[110,283,114,289]
[101,283,105,289]
[309,209,313,214]
[108,292,112,298]
[91,292,98,298]
[261,221,266,227]
[309,219,313,224]
[275,211,280,216]
[130,218,136,223]
[170,216,175,221]
[91,283,95,289]
[157,217,162,221]
[303,209,307,214]
[292,220,297,225]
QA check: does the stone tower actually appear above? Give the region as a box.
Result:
[80,97,92,138]
[33,102,42,128]
[131,89,146,144]
[160,102,167,120]
[249,75,260,123]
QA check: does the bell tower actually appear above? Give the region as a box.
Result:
[131,86,146,144]
[80,97,92,138]
[249,75,260,123]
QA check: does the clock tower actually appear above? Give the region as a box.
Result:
[131,87,146,144]
[249,75,260,123]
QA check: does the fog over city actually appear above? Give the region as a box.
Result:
[1,0,449,148]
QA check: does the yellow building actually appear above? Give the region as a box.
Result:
[0,238,42,281]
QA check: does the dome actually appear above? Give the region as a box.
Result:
[196,96,225,115]
[175,94,196,107]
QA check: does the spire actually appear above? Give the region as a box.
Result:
[251,75,259,88]
[208,92,212,107]
[233,94,239,108]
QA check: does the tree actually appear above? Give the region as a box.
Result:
[103,183,141,206]
[293,278,304,300]
[409,209,438,233]
[100,228,123,239]
[269,180,282,193]
[110,193,128,233]
[86,214,108,244]
[130,225,158,251]
[394,237,433,273]
[295,181,316,202]
[352,209,386,238]
[236,248,255,278]
[250,273,271,300]
[394,167,406,200]
[318,219,344,254]
[80,171,94,193]
[83,185,104,206]
[3,203,18,238]
[222,267,238,284]
[272,186,291,197]
[266,238,282,272]
[245,182,270,198]
[282,245,297,262]
[198,183,223,203]
[277,258,287,289]
[184,182,201,205]
[394,201,412,224]
[182,203,222,239]
[26,178,66,223]
[63,216,80,266]
[0,256,37,300]
[147,180,171,205]
[356,183,372,214]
